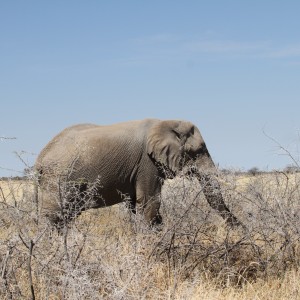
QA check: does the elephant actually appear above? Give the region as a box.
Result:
[35,119,240,228]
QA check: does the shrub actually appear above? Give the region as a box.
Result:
[0,167,300,298]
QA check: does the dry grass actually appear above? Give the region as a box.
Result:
[0,171,300,299]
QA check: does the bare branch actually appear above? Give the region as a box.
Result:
[263,129,300,168]
[0,136,16,141]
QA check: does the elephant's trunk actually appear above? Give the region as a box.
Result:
[199,173,240,226]
[194,153,240,227]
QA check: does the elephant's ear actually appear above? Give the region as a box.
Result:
[147,120,185,172]
[147,121,183,172]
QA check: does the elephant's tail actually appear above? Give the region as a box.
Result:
[33,167,43,224]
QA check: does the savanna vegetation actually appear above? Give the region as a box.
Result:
[0,165,300,299]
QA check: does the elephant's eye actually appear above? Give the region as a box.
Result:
[172,130,181,141]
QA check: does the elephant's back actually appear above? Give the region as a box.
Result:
[35,121,146,179]
[37,124,95,158]
[35,119,159,181]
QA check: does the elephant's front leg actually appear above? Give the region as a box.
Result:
[127,196,137,215]
[136,185,162,225]
[145,195,162,225]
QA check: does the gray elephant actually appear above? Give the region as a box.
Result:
[35,119,239,228]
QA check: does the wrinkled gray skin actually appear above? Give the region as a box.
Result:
[35,119,239,228]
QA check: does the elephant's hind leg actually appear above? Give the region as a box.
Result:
[39,188,64,227]
[39,182,89,229]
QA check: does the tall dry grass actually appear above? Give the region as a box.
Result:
[0,169,300,299]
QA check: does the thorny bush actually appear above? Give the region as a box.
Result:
[0,167,300,299]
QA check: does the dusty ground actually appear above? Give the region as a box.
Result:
[0,179,34,203]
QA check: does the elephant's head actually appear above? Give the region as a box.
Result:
[147,120,240,226]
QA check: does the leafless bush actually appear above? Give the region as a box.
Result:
[152,168,300,286]
[0,163,300,298]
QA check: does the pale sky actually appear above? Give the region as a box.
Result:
[1,1,300,176]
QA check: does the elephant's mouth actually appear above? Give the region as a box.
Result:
[148,155,177,179]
